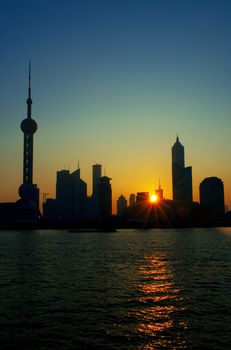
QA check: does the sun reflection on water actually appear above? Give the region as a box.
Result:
[128,253,189,349]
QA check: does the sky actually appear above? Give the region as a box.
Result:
[0,0,231,213]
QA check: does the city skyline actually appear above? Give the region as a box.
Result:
[0,0,231,213]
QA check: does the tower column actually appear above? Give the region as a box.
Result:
[18,62,39,211]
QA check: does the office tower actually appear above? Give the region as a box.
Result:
[99,176,112,217]
[136,192,149,203]
[172,136,192,202]
[155,181,163,201]
[117,195,127,216]
[56,170,72,220]
[56,168,87,221]
[18,62,39,213]
[71,168,87,220]
[43,199,56,221]
[92,164,102,196]
[200,177,225,216]
[91,164,102,218]
[129,193,136,207]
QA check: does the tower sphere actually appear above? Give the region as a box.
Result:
[19,183,38,199]
[21,118,38,133]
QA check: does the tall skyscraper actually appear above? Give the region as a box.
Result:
[56,170,72,220]
[172,136,192,202]
[18,62,39,213]
[155,181,163,201]
[71,168,87,220]
[56,168,87,221]
[92,164,102,196]
[91,164,102,218]
[200,177,225,216]
[117,195,127,216]
[129,193,136,207]
[99,176,112,218]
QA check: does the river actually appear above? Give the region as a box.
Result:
[0,228,230,349]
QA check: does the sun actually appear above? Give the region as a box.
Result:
[150,194,158,203]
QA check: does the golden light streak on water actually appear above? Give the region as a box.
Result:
[129,252,189,349]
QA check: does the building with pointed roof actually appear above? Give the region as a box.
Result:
[172,136,192,202]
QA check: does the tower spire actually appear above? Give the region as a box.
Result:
[27,60,32,119]
[29,60,31,96]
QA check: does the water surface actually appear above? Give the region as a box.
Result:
[0,228,231,349]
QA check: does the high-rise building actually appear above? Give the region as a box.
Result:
[117,195,127,216]
[129,193,136,207]
[200,177,225,216]
[172,136,192,202]
[56,168,87,221]
[136,192,149,203]
[56,170,72,220]
[17,62,40,217]
[92,164,102,196]
[71,168,87,220]
[155,181,163,201]
[91,164,102,218]
[99,176,112,218]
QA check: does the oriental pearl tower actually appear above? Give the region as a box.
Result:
[17,62,40,217]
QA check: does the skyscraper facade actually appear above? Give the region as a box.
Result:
[155,181,163,201]
[18,62,39,214]
[71,168,87,220]
[99,176,112,218]
[92,164,102,196]
[129,193,136,207]
[56,170,72,220]
[117,195,127,216]
[56,168,87,221]
[172,136,192,202]
[91,164,102,218]
[200,177,225,216]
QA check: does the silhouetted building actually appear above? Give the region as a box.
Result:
[124,196,198,227]
[117,195,127,216]
[92,164,102,195]
[91,164,102,218]
[43,199,57,221]
[136,192,149,203]
[17,62,40,221]
[129,193,136,206]
[0,203,15,227]
[56,168,87,221]
[155,181,163,201]
[56,170,72,220]
[71,168,87,220]
[99,176,112,218]
[172,136,192,202]
[200,177,225,217]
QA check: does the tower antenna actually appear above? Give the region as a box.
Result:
[29,60,31,94]
[27,60,32,119]
[159,178,161,189]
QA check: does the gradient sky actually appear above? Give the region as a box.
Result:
[0,0,231,213]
